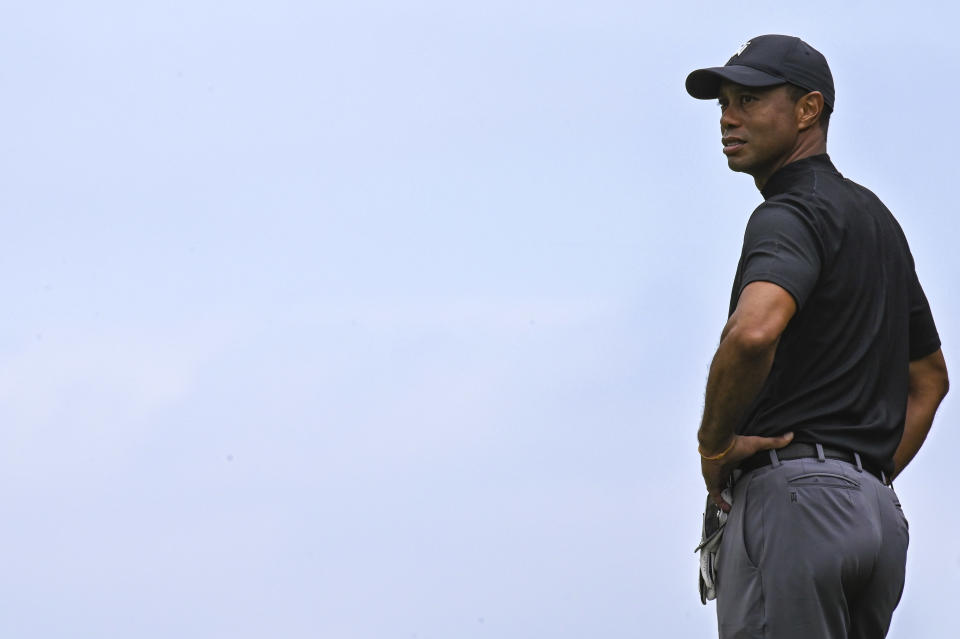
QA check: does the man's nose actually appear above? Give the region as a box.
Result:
[720,107,740,132]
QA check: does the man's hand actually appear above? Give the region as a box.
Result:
[701,432,794,512]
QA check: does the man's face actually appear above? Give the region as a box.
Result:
[717,82,800,181]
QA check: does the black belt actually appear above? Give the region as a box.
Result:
[739,441,887,483]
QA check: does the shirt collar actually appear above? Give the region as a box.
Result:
[761,154,840,199]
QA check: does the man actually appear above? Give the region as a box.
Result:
[685,35,949,638]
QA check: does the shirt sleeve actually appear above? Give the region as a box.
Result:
[738,202,822,310]
[907,267,941,360]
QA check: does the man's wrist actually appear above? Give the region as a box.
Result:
[698,435,737,461]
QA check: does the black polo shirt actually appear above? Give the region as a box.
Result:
[730,154,941,474]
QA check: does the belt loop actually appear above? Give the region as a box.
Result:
[768,449,781,468]
[815,443,826,462]
[853,452,864,473]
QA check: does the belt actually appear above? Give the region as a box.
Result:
[739,441,887,484]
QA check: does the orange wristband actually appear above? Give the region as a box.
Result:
[698,436,737,461]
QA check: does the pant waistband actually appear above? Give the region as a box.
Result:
[739,441,887,484]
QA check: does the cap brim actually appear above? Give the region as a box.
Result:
[685,65,786,100]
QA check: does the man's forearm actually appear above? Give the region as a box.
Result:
[698,329,779,453]
[699,282,796,456]
[892,392,940,478]
[892,349,949,480]
[892,385,948,479]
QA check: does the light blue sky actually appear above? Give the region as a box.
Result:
[1,2,956,637]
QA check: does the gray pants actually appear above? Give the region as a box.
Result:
[716,455,909,638]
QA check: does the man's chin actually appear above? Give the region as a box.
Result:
[726,156,752,174]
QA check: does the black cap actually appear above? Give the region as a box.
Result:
[685,35,835,110]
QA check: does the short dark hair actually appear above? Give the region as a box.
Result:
[786,83,831,138]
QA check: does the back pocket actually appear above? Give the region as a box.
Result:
[786,471,861,489]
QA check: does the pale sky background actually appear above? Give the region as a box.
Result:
[1,1,956,637]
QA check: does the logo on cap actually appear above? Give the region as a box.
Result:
[734,41,751,56]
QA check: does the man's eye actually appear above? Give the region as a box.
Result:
[741,95,756,104]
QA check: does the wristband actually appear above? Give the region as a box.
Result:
[699,436,737,461]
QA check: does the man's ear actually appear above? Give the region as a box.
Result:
[796,91,825,131]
